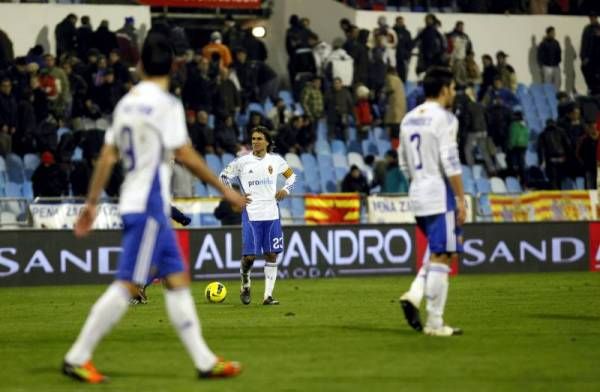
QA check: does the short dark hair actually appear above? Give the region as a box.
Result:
[141,33,173,77]
[546,26,555,34]
[422,67,454,98]
[250,126,273,151]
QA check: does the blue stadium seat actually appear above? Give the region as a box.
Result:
[347,126,358,142]
[561,178,576,190]
[472,164,486,179]
[463,177,476,195]
[291,196,305,221]
[525,150,539,167]
[205,154,223,174]
[0,155,7,184]
[331,139,347,155]
[478,194,493,218]
[72,147,83,161]
[347,140,362,154]
[221,153,235,167]
[490,176,508,193]
[284,152,304,172]
[376,139,392,156]
[247,102,264,116]
[22,181,33,199]
[316,120,328,141]
[461,165,473,180]
[208,114,215,128]
[317,153,333,170]
[505,176,523,193]
[57,127,71,140]
[264,98,274,114]
[278,90,294,106]
[23,153,40,180]
[362,140,378,156]
[294,103,304,115]
[5,153,25,183]
[279,195,292,210]
[475,177,491,194]
[315,140,331,155]
[575,176,585,190]
[373,126,388,140]
[194,181,208,197]
[5,181,22,197]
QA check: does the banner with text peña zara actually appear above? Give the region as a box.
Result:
[0,223,595,287]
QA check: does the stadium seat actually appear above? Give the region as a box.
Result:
[208,114,215,128]
[561,178,576,190]
[23,153,40,180]
[461,165,473,180]
[278,90,294,106]
[475,177,491,194]
[525,150,539,167]
[472,164,486,179]
[315,140,331,155]
[490,177,508,193]
[316,120,328,141]
[505,176,523,193]
[0,156,7,184]
[194,181,208,197]
[376,139,392,156]
[463,177,476,195]
[348,152,366,169]
[478,194,493,219]
[280,207,292,221]
[495,152,507,170]
[0,211,17,225]
[221,153,235,167]
[72,147,83,161]
[317,153,333,171]
[22,181,33,199]
[362,140,378,156]
[5,181,22,197]
[247,102,264,116]
[347,126,358,142]
[294,103,304,115]
[575,176,585,190]
[291,196,305,221]
[331,140,347,155]
[284,153,304,172]
[332,153,348,168]
[205,154,223,174]
[5,154,25,183]
[347,140,362,154]
[57,127,71,140]
[373,126,388,141]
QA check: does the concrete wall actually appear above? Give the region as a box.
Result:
[264,0,589,92]
[0,3,151,57]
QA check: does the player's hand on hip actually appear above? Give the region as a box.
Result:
[74,204,97,238]
[275,190,288,201]
[223,187,247,209]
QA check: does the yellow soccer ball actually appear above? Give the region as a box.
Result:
[205,282,227,303]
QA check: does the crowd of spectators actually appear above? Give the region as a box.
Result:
[0,6,599,199]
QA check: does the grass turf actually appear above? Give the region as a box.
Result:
[0,272,599,391]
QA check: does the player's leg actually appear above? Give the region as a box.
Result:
[240,210,257,304]
[159,228,240,378]
[422,211,463,337]
[262,219,283,305]
[399,219,428,331]
[63,214,150,383]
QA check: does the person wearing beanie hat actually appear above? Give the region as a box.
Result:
[202,30,232,68]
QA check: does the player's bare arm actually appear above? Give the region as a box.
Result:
[175,143,246,208]
[448,174,466,226]
[74,144,119,238]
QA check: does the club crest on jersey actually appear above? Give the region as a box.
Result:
[268,165,273,174]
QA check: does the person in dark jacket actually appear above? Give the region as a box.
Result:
[537,26,562,90]
[93,20,118,57]
[462,88,497,175]
[538,120,572,189]
[31,151,69,197]
[414,14,446,74]
[343,26,369,87]
[0,77,17,156]
[213,67,240,123]
[341,165,369,194]
[393,16,413,82]
[55,14,78,59]
[214,184,243,225]
[580,14,600,94]
[76,16,94,61]
[575,121,598,189]
[325,77,354,140]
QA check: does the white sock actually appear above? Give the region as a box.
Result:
[264,262,278,299]
[65,282,130,365]
[165,288,217,372]
[425,263,450,330]
[407,265,428,307]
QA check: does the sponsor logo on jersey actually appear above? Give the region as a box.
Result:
[248,178,274,187]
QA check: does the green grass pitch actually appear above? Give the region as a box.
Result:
[1,272,599,391]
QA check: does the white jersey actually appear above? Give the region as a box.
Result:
[220,153,290,221]
[398,101,462,216]
[105,81,188,216]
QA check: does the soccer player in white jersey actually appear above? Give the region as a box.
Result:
[61,33,245,384]
[397,67,466,337]
[220,126,296,305]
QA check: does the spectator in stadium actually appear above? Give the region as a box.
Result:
[506,110,530,182]
[463,50,482,86]
[13,88,37,156]
[462,86,497,175]
[580,13,600,93]
[537,26,562,90]
[268,98,292,132]
[482,76,519,108]
[340,18,352,34]
[354,84,373,134]
[6,57,29,101]
[372,149,409,193]
[393,16,413,82]
[93,20,118,57]
[222,14,245,51]
[286,15,314,85]
[255,60,279,103]
[94,68,125,115]
[245,111,273,142]
[368,34,395,99]
[213,67,240,123]
[414,13,446,74]
[478,54,498,101]
[341,164,370,194]
[558,101,584,146]
[0,28,13,70]
[215,114,240,155]
[0,77,16,156]
[530,0,550,14]
[324,37,354,88]
[447,21,473,85]
[383,66,406,142]
[43,54,70,120]
[538,119,572,189]
[214,183,243,225]
[242,27,268,62]
[55,13,78,59]
[183,55,214,113]
[232,48,258,105]
[496,50,517,91]
[326,77,354,140]
[31,151,68,197]
[576,121,598,188]
[116,16,140,67]
[309,33,331,77]
[192,110,215,154]
[108,49,130,84]
[298,114,316,152]
[275,115,303,155]
[202,31,232,69]
[486,95,514,150]
[343,26,369,86]
[76,16,94,61]
[300,75,324,122]
[372,15,397,49]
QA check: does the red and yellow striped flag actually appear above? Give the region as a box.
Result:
[304,193,361,224]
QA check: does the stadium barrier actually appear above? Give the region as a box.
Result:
[0,222,597,287]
